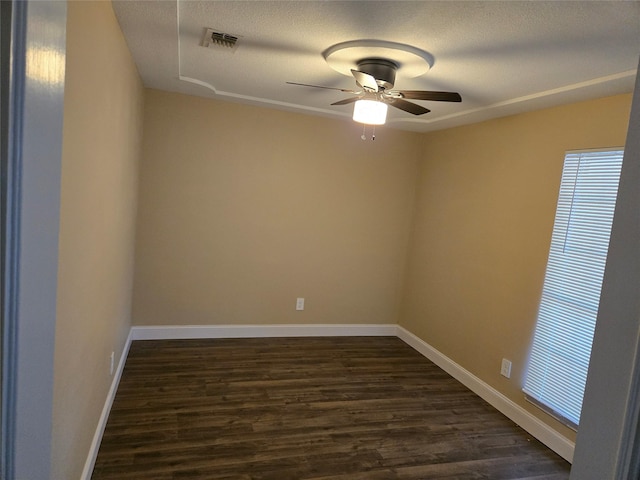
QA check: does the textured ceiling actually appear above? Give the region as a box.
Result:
[112,1,640,132]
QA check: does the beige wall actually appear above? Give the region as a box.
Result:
[132,90,421,326]
[400,93,633,440]
[52,2,144,478]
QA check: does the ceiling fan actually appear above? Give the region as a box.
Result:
[287,58,461,118]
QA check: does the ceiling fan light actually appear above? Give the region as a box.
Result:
[352,99,387,125]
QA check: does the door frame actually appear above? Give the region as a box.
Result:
[1,1,66,478]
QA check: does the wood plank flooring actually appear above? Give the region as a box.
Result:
[91,337,571,479]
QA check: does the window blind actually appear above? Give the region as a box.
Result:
[523,148,624,428]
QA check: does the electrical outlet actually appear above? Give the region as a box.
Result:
[296,297,305,310]
[110,351,115,375]
[501,358,512,378]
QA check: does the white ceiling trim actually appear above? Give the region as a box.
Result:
[178,74,354,119]
[415,69,639,126]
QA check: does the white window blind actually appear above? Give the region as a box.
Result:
[523,148,624,428]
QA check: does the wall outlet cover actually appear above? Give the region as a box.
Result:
[501,358,512,378]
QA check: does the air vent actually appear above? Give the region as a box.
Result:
[201,28,239,51]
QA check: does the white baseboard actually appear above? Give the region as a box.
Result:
[84,322,573,478]
[130,323,399,340]
[81,330,133,480]
[396,326,575,463]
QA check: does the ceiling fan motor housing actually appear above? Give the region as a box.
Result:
[357,58,398,90]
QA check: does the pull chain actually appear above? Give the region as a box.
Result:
[360,124,379,141]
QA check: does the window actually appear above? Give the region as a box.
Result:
[524,148,624,429]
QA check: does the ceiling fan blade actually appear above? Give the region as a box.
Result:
[350,69,378,92]
[397,90,462,102]
[286,81,356,93]
[389,98,431,115]
[331,97,360,106]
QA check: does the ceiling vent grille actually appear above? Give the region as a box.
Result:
[201,28,239,51]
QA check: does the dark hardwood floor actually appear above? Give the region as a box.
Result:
[91,337,571,479]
